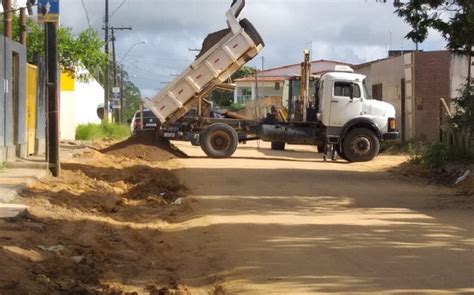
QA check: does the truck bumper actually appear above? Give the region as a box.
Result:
[383,132,400,141]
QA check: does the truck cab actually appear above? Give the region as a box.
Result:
[318,68,399,145]
[259,65,399,162]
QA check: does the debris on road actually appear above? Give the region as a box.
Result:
[101,132,187,162]
[455,170,471,185]
[38,245,65,254]
[0,146,191,294]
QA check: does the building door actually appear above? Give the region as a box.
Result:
[401,78,406,142]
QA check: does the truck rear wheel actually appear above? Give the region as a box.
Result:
[342,128,380,162]
[200,123,238,158]
[271,142,285,151]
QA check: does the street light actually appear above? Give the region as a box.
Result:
[120,40,147,63]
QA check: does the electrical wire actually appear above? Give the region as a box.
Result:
[80,0,91,28]
[110,0,126,19]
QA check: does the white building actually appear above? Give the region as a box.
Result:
[234,59,351,104]
[60,70,104,140]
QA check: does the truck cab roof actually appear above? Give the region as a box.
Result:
[321,71,366,83]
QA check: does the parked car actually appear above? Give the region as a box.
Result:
[130,109,160,133]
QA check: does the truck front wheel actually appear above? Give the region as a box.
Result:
[200,123,238,158]
[342,128,380,162]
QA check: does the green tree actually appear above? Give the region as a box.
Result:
[210,66,256,107]
[122,78,142,120]
[393,0,473,79]
[231,65,256,81]
[6,14,107,81]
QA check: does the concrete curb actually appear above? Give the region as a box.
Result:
[0,169,50,203]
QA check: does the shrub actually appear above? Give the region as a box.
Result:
[408,141,472,169]
[76,123,130,140]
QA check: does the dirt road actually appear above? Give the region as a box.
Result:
[0,141,472,294]
[167,142,474,294]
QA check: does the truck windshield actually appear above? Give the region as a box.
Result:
[363,79,372,100]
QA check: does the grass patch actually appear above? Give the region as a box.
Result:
[76,123,130,141]
[408,141,473,169]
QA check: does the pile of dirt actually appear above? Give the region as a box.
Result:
[101,133,187,162]
[0,150,192,294]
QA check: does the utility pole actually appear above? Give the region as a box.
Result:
[3,0,12,38]
[110,26,132,123]
[45,22,60,176]
[19,7,27,45]
[37,0,60,176]
[104,0,110,123]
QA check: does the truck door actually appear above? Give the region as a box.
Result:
[329,81,362,127]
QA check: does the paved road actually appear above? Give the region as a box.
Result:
[167,142,474,294]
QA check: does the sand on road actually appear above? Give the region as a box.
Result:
[168,141,474,294]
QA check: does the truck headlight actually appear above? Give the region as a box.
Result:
[388,118,397,131]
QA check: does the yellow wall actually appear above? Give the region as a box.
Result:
[61,72,75,91]
[26,64,38,155]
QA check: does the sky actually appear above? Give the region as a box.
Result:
[7,0,447,97]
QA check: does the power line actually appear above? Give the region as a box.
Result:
[110,0,126,19]
[127,63,170,77]
[80,0,91,28]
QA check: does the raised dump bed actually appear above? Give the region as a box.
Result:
[143,0,264,124]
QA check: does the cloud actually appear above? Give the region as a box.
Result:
[55,0,446,95]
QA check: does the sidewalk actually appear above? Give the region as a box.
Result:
[0,142,88,218]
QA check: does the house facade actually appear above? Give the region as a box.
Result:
[354,51,469,141]
[234,59,351,104]
[1,36,31,162]
[60,70,104,140]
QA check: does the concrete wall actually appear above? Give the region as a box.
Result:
[235,80,284,103]
[449,54,469,103]
[354,55,407,138]
[60,70,104,140]
[354,52,466,142]
[0,37,28,162]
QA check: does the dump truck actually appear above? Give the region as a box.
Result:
[144,0,399,162]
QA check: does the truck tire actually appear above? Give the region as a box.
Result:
[200,123,238,158]
[317,144,325,154]
[342,128,380,162]
[271,142,285,151]
[337,145,350,161]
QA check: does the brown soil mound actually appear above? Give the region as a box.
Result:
[101,132,187,161]
[0,150,192,294]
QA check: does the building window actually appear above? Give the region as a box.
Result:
[334,82,360,98]
[241,88,252,96]
[372,84,383,101]
[274,82,280,90]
